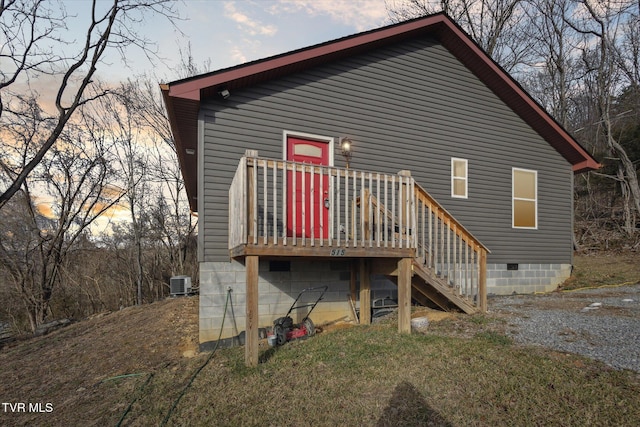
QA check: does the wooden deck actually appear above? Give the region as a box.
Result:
[229,150,489,366]
[229,152,418,256]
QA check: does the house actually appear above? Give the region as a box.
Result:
[161,13,599,365]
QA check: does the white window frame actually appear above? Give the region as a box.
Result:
[451,157,468,199]
[282,130,334,166]
[512,167,538,229]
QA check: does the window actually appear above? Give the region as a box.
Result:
[451,158,468,198]
[512,168,537,229]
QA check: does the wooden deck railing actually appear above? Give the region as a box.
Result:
[229,150,488,311]
[229,150,415,252]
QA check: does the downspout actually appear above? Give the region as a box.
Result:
[197,108,205,263]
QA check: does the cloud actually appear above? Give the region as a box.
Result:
[34,196,56,219]
[215,0,390,68]
[29,183,128,226]
[229,46,248,63]
[224,1,278,36]
[272,0,389,32]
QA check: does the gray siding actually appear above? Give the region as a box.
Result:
[201,36,572,264]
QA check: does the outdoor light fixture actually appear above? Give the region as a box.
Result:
[185,148,196,155]
[219,89,230,99]
[340,137,353,169]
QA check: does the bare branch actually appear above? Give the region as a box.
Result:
[0,0,181,210]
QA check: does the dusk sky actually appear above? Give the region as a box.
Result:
[82,0,394,83]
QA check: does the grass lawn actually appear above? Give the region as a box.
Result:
[166,323,640,427]
[561,252,640,290]
[1,252,639,426]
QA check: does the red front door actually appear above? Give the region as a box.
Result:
[286,136,330,239]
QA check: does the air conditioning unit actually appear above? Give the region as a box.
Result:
[170,275,192,296]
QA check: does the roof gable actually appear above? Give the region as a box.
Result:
[161,13,600,211]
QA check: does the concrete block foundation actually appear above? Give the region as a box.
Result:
[486,263,572,295]
[199,259,572,348]
[199,259,397,347]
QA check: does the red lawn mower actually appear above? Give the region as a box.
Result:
[268,286,328,346]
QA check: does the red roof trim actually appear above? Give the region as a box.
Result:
[167,15,450,101]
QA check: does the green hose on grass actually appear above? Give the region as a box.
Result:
[116,372,155,427]
[533,280,639,295]
[115,289,232,427]
[159,288,232,426]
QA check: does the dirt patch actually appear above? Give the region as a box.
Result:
[321,321,356,333]
[412,309,456,322]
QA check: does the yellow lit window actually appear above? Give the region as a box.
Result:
[512,168,537,228]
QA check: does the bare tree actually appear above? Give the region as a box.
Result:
[0,111,122,331]
[147,151,197,277]
[85,76,197,305]
[564,1,640,236]
[0,0,179,210]
[0,0,67,112]
[386,0,536,72]
[521,0,581,128]
[119,77,197,282]
[87,84,150,305]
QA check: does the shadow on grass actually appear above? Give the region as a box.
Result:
[376,381,451,427]
[259,346,278,363]
[258,335,314,363]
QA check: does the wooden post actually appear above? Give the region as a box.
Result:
[398,257,412,334]
[363,189,371,243]
[349,260,358,322]
[359,259,371,325]
[360,173,365,247]
[479,248,487,312]
[246,150,258,245]
[263,161,267,245]
[282,162,287,246]
[352,170,357,245]
[398,170,411,248]
[245,255,259,367]
[397,170,412,334]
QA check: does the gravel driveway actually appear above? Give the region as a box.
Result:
[489,283,640,372]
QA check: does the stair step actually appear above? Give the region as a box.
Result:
[410,259,477,315]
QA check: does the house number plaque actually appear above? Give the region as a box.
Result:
[330,249,346,256]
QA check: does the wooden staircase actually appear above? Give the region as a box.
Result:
[380,258,479,314]
[411,260,478,313]
[412,180,488,312]
[371,178,489,313]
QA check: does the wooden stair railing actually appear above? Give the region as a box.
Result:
[412,181,489,312]
[230,152,415,251]
[364,180,489,313]
[411,260,478,314]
